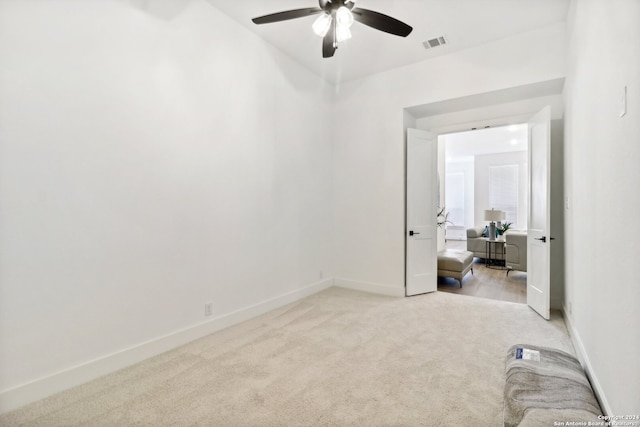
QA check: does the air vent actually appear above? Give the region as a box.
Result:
[422,35,448,50]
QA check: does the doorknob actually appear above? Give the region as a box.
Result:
[409,230,420,236]
[535,236,547,243]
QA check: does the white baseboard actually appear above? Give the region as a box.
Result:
[0,278,334,414]
[562,306,612,416]
[333,277,405,297]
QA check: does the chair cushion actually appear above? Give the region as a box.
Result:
[466,227,484,238]
[437,250,473,272]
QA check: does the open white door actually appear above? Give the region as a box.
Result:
[527,106,551,319]
[406,128,438,296]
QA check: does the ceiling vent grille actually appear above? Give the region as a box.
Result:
[423,35,448,50]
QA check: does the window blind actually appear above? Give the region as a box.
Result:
[489,164,518,227]
[445,172,465,226]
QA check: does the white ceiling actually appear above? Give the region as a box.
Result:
[205,0,570,84]
[443,124,528,162]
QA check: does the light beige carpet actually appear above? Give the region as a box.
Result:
[0,288,574,426]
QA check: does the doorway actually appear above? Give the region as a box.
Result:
[437,124,529,304]
[404,84,563,316]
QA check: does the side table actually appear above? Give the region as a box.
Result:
[485,238,506,269]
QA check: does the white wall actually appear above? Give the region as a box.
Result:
[563,0,640,415]
[0,0,333,409]
[331,24,567,295]
[473,151,528,229]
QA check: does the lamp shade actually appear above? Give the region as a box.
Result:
[484,209,506,222]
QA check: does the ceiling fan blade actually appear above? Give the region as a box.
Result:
[252,7,323,25]
[322,18,337,58]
[351,7,413,37]
[318,0,330,9]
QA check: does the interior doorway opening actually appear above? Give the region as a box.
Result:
[437,123,529,304]
[404,83,562,314]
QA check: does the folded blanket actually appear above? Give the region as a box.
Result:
[504,344,602,427]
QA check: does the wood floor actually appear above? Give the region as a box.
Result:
[438,240,527,304]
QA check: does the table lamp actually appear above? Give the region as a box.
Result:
[484,209,506,241]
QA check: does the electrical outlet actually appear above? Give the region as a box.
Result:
[204,302,213,317]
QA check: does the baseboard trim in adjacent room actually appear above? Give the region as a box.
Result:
[0,278,334,414]
[562,306,612,416]
[333,277,405,297]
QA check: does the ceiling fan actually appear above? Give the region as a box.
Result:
[251,0,413,58]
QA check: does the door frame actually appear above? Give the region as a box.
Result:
[404,114,554,307]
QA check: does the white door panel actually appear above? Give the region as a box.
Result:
[527,106,551,319]
[406,128,438,296]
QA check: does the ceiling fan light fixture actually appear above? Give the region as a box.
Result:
[312,13,332,37]
[336,6,354,28]
[336,25,352,43]
[251,1,412,59]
